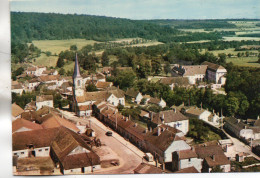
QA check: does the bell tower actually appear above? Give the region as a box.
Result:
[73,53,84,96]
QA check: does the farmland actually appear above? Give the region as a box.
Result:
[226,57,260,67]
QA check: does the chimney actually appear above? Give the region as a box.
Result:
[134,123,138,127]
[157,127,161,136]
[212,155,215,161]
[161,114,165,123]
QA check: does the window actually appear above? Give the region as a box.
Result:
[77,80,80,86]
[14,153,17,156]
[21,152,24,154]
[39,149,42,152]
[45,148,48,151]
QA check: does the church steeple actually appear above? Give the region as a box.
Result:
[73,53,81,79]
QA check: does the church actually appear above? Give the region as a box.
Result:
[70,54,125,117]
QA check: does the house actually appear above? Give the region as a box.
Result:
[11,81,23,95]
[40,112,80,133]
[194,143,231,173]
[151,109,189,135]
[95,81,113,90]
[147,97,166,108]
[236,152,249,162]
[26,78,41,91]
[78,105,92,117]
[134,163,165,174]
[42,69,58,76]
[36,95,54,110]
[182,106,211,121]
[12,118,43,133]
[201,61,227,85]
[39,75,59,84]
[218,139,235,159]
[139,110,150,119]
[12,127,60,158]
[12,103,24,120]
[26,67,37,75]
[76,89,125,108]
[172,149,201,172]
[159,77,190,90]
[125,88,143,104]
[224,117,254,140]
[172,65,208,84]
[49,127,101,174]
[144,125,191,163]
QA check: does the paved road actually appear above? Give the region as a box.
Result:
[58,109,144,174]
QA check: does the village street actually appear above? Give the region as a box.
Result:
[223,130,260,161]
[58,109,148,174]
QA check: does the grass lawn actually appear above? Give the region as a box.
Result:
[31,39,99,54]
[33,53,58,68]
[63,61,75,72]
[226,57,260,67]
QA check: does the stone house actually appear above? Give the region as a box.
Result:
[50,127,101,174]
[172,148,201,172]
[144,126,191,163]
[36,95,54,110]
[172,65,208,85]
[159,77,190,90]
[194,142,231,173]
[12,127,60,158]
[125,88,143,104]
[147,97,166,108]
[201,61,227,85]
[151,109,189,135]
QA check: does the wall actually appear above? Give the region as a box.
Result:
[165,120,189,135]
[164,140,191,163]
[179,158,202,172]
[36,100,53,110]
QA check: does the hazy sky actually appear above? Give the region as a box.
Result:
[10,0,260,19]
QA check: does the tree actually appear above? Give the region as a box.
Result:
[86,84,98,92]
[70,45,77,51]
[101,51,109,67]
[114,70,136,90]
[151,59,162,75]
[163,61,171,76]
[59,68,65,75]
[225,96,239,116]
[46,51,52,57]
[56,57,65,68]
[210,165,223,173]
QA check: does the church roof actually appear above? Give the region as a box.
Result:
[73,53,81,78]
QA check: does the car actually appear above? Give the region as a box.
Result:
[106,131,113,136]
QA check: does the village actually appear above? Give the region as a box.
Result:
[11,53,260,175]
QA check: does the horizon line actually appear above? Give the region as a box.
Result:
[11,11,260,21]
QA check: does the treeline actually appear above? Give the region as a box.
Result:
[145,19,237,29]
[11,12,230,44]
[238,33,260,37]
[11,12,179,43]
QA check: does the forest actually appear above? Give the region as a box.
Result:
[11,12,233,43]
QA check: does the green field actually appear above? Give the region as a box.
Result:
[226,57,260,67]
[31,39,99,54]
[33,53,58,67]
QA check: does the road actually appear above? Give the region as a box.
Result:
[58,109,145,174]
[223,130,260,161]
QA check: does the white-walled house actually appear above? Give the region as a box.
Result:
[125,88,143,104]
[36,95,54,110]
[144,126,191,163]
[184,107,211,122]
[147,97,166,108]
[151,110,189,135]
[202,61,227,85]
[12,127,60,158]
[172,149,202,172]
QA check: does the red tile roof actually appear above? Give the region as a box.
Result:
[178,149,197,159]
[174,166,199,173]
[12,118,43,133]
[134,163,165,174]
[12,103,24,117]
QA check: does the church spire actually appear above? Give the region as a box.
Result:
[73,53,81,78]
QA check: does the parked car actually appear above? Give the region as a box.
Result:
[106,131,113,136]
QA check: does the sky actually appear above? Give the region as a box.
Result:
[9,0,260,20]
